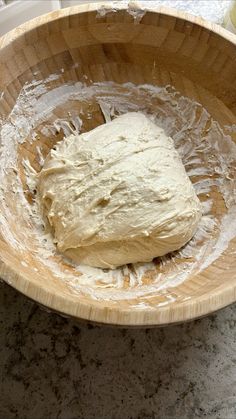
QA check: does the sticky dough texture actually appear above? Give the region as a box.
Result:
[38,112,202,268]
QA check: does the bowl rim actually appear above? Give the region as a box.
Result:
[0,2,236,326]
[1,1,236,48]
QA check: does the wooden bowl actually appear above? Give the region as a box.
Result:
[0,2,236,326]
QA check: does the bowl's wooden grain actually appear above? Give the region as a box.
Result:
[0,3,236,326]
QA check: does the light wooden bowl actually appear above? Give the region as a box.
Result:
[0,2,236,326]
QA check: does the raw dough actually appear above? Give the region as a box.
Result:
[38,112,202,268]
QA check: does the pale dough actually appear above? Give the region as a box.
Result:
[38,112,202,268]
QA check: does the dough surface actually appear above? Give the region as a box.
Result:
[38,112,202,268]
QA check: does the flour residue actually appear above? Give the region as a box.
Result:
[96,0,146,23]
[0,77,236,306]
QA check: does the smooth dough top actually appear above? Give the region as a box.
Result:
[38,112,202,268]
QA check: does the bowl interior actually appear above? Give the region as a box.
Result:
[0,3,236,325]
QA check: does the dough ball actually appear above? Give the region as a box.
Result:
[38,112,202,268]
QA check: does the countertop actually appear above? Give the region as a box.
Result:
[1,282,236,419]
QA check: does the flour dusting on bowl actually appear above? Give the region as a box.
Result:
[0,76,236,307]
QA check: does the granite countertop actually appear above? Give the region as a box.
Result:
[1,282,236,419]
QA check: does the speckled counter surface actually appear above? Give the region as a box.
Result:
[1,282,236,419]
